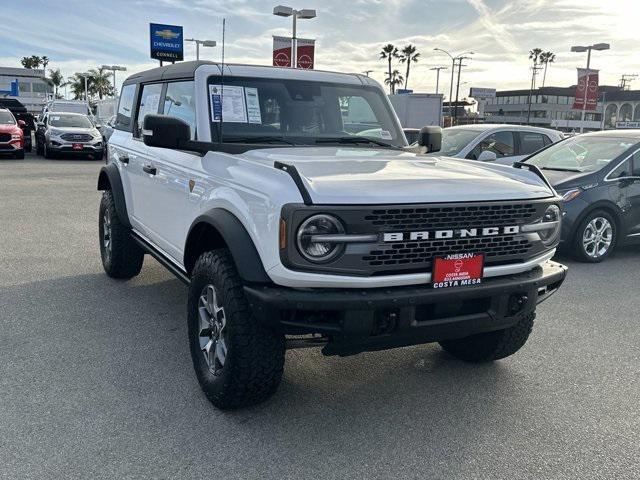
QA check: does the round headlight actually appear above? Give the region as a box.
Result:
[296,214,345,262]
[539,204,561,245]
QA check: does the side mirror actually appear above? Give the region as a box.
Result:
[95,124,103,129]
[36,122,44,128]
[142,114,190,149]
[17,120,26,128]
[418,126,442,152]
[477,150,498,162]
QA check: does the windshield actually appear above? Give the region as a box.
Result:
[50,103,89,114]
[427,128,483,156]
[207,76,405,147]
[0,111,16,125]
[526,136,637,172]
[49,114,93,129]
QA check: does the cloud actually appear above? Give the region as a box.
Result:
[2,0,639,97]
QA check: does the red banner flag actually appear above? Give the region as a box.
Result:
[272,36,315,69]
[573,68,599,111]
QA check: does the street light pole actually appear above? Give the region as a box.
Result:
[430,66,447,95]
[571,43,610,133]
[273,6,317,68]
[76,72,91,103]
[362,70,373,77]
[101,65,127,97]
[185,38,217,60]
[434,48,473,121]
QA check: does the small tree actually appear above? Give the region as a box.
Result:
[384,70,404,95]
[48,69,65,97]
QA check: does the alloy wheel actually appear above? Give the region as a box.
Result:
[102,211,112,258]
[198,284,228,375]
[582,216,613,259]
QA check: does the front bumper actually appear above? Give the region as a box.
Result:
[245,260,568,356]
[0,141,22,154]
[48,140,103,154]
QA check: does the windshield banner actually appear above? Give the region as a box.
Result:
[272,36,315,69]
[572,68,599,111]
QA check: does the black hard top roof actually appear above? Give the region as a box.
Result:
[123,61,216,85]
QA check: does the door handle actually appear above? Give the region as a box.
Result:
[119,154,129,165]
[143,164,157,175]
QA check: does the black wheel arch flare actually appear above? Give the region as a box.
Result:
[184,209,271,284]
[97,163,131,229]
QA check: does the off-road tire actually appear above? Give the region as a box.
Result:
[572,209,617,263]
[439,312,535,362]
[99,190,144,279]
[188,249,285,409]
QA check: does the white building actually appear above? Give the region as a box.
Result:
[0,67,53,114]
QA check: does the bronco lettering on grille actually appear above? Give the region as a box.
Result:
[382,225,520,242]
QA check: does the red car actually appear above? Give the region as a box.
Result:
[0,107,25,159]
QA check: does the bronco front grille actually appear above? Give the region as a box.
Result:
[363,235,531,268]
[281,200,554,277]
[60,133,93,142]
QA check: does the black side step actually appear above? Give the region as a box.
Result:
[131,233,190,285]
[274,161,313,205]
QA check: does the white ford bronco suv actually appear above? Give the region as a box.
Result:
[98,61,567,409]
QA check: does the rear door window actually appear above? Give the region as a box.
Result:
[518,132,547,155]
[115,84,136,131]
[163,81,196,139]
[135,83,163,137]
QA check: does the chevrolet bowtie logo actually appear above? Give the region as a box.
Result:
[155,29,180,40]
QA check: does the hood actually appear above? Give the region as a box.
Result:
[49,126,97,134]
[0,124,21,134]
[239,147,554,204]
[538,168,594,189]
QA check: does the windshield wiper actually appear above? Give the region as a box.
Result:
[224,136,299,146]
[540,166,583,172]
[315,136,400,149]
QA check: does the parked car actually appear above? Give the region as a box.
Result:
[523,130,640,262]
[35,112,103,160]
[0,98,35,152]
[41,100,92,117]
[0,108,25,159]
[426,124,563,164]
[97,61,567,409]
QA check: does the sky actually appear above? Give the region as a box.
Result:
[1,0,640,99]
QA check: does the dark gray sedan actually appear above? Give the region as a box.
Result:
[523,130,640,262]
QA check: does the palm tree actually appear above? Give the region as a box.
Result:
[48,69,65,97]
[380,44,399,94]
[67,74,88,100]
[384,70,404,95]
[21,55,42,69]
[528,48,543,88]
[399,44,420,90]
[88,67,114,100]
[41,56,50,71]
[539,51,556,87]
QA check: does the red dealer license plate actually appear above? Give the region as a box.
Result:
[432,253,484,289]
[72,143,83,150]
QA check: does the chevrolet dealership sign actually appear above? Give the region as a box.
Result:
[150,23,184,62]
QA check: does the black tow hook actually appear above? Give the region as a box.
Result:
[508,294,529,315]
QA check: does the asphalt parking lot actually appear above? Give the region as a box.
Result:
[1,153,639,480]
